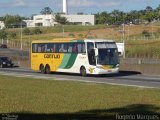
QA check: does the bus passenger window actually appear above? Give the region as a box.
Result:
[82,43,86,53]
[41,44,47,53]
[59,43,67,52]
[52,44,56,53]
[41,45,45,52]
[32,44,38,53]
[37,44,44,53]
[55,44,60,53]
[38,46,41,53]
[68,44,73,52]
[72,44,77,53]
[46,43,54,53]
[64,44,68,52]
[77,43,86,53]
[77,44,81,53]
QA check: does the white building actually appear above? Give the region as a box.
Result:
[24,0,94,27]
[62,14,95,25]
[24,14,56,27]
[0,21,5,29]
[24,14,95,27]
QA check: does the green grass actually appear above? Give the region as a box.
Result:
[126,40,160,58]
[0,75,160,119]
[6,25,106,41]
[7,25,106,34]
[42,25,106,33]
[6,25,160,59]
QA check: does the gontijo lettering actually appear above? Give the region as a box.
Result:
[44,54,60,59]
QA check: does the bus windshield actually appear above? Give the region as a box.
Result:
[97,48,119,65]
[96,42,117,49]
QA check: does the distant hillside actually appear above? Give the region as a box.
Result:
[5,24,160,41]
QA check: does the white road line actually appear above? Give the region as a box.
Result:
[61,79,159,89]
[0,71,159,89]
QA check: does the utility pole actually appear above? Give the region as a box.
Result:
[122,23,125,59]
[20,21,23,50]
[151,21,154,39]
[62,25,64,38]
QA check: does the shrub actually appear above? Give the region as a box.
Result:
[0,29,7,39]
[23,28,31,35]
[69,33,75,37]
[142,30,150,37]
[8,32,17,39]
[32,27,42,34]
[78,34,84,38]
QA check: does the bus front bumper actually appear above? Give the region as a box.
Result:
[88,67,119,75]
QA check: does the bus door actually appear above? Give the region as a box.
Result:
[87,42,96,66]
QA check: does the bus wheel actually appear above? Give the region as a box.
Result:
[45,65,51,74]
[80,67,87,77]
[40,64,45,74]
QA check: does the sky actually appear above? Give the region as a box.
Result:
[0,0,159,17]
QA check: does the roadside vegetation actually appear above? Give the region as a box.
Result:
[1,5,160,59]
[1,24,160,59]
[0,75,159,118]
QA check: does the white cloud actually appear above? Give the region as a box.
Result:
[96,1,120,7]
[0,0,48,8]
[69,0,95,7]
[12,0,26,7]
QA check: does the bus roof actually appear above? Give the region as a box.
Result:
[31,38,115,43]
[85,39,115,43]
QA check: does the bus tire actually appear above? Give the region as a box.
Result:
[40,64,45,74]
[80,66,87,77]
[45,65,51,74]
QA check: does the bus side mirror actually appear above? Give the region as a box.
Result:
[94,48,98,57]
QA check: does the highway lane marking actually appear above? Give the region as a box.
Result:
[62,79,160,89]
[0,71,159,89]
[0,71,72,80]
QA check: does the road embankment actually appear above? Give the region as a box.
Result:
[120,64,160,76]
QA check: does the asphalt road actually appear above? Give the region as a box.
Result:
[0,67,160,89]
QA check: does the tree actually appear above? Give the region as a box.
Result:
[3,14,22,28]
[8,32,17,39]
[144,11,156,22]
[40,7,53,15]
[0,29,7,40]
[0,17,4,21]
[95,12,110,24]
[156,4,160,11]
[145,6,153,12]
[23,28,31,35]
[110,10,125,24]
[54,14,68,25]
[94,5,159,25]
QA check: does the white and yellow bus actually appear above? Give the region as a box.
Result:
[31,38,119,76]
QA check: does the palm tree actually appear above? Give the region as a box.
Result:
[40,7,53,15]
